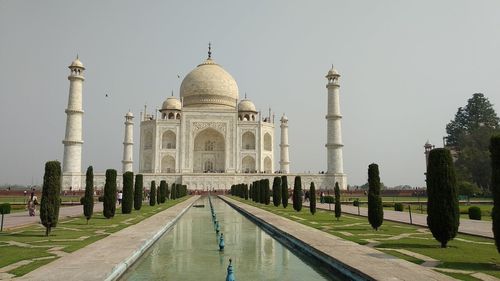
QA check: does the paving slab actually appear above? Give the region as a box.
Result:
[2,203,104,230]
[222,196,455,281]
[311,202,493,238]
[9,196,200,281]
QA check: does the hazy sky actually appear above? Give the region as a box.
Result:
[1,1,499,187]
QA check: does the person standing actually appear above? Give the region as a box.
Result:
[117,190,123,205]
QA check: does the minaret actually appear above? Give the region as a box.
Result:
[325,66,344,174]
[279,114,290,173]
[62,56,85,189]
[122,111,134,173]
[424,140,434,170]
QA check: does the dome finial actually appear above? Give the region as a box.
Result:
[245,92,247,99]
[208,42,212,59]
[171,90,174,97]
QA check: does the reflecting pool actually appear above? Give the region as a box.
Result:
[122,196,336,281]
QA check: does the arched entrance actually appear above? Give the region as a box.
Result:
[193,128,225,173]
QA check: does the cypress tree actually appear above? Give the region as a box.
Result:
[40,161,62,236]
[171,183,176,200]
[159,181,167,203]
[134,174,143,210]
[103,169,117,219]
[293,176,303,211]
[368,164,383,230]
[272,177,282,207]
[491,135,500,252]
[334,182,341,220]
[255,180,261,203]
[149,181,156,206]
[83,166,94,224]
[157,184,161,205]
[281,176,288,208]
[264,179,271,205]
[309,182,316,215]
[121,171,134,214]
[166,183,170,201]
[426,148,460,248]
[244,184,249,200]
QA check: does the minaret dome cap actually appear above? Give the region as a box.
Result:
[69,56,85,69]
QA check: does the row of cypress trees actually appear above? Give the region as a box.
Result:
[230,184,248,199]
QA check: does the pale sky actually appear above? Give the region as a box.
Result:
[1,1,499,187]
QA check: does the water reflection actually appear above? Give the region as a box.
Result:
[123,197,333,281]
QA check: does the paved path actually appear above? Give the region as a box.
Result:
[2,203,104,230]
[12,196,199,281]
[223,196,454,281]
[311,202,493,238]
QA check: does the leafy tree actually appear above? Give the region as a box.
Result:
[40,161,62,236]
[281,176,288,208]
[103,169,117,219]
[309,182,316,215]
[293,176,302,212]
[134,174,143,210]
[490,134,500,252]
[368,164,383,230]
[83,166,94,223]
[272,177,282,207]
[150,181,156,206]
[426,148,460,248]
[0,203,11,231]
[334,182,341,220]
[121,171,134,214]
[457,181,480,198]
[446,93,500,190]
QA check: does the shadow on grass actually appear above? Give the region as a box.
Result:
[440,262,499,272]
[377,243,440,249]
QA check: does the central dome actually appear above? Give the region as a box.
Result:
[180,58,239,109]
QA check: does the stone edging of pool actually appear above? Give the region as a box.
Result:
[220,195,455,281]
[12,196,200,281]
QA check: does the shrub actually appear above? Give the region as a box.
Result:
[134,174,143,210]
[150,181,156,206]
[122,171,134,214]
[293,176,303,212]
[309,182,316,215]
[468,206,481,220]
[0,203,11,231]
[491,134,500,252]
[83,166,94,223]
[98,196,104,202]
[394,203,404,212]
[281,176,288,208]
[426,148,459,248]
[368,163,383,230]
[40,161,62,236]
[103,169,117,219]
[80,197,85,205]
[334,182,341,220]
[323,196,334,204]
[382,202,395,208]
[353,199,359,206]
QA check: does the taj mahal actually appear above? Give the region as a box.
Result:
[61,46,346,191]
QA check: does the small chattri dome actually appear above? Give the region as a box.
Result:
[162,96,182,111]
[326,67,339,77]
[280,114,288,122]
[69,56,85,69]
[238,99,257,112]
[125,111,134,117]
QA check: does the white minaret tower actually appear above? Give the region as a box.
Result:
[122,111,134,173]
[62,56,85,189]
[279,114,290,173]
[325,66,344,174]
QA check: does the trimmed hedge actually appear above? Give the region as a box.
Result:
[309,182,316,215]
[334,182,341,220]
[149,181,156,206]
[83,166,94,223]
[323,196,334,204]
[134,174,143,210]
[368,163,383,230]
[281,176,289,208]
[394,203,404,212]
[468,206,481,220]
[293,176,303,212]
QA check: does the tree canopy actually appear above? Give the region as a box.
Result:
[445,93,500,190]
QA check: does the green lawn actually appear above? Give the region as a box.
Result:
[0,197,188,277]
[231,196,500,281]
